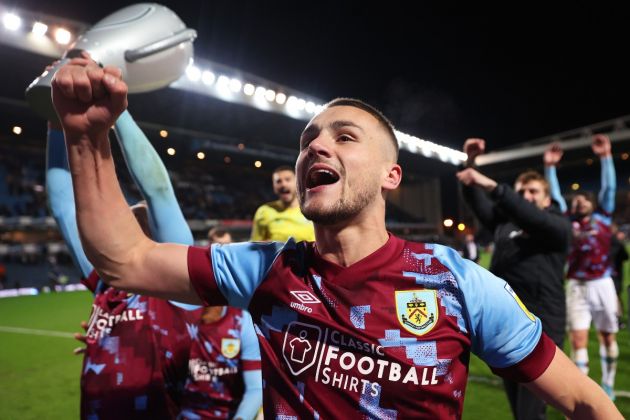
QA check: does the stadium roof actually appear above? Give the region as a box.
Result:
[4,2,630,146]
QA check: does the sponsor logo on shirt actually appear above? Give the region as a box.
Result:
[86,304,144,341]
[281,321,438,397]
[290,290,321,313]
[189,358,238,381]
[395,290,438,336]
[221,338,241,359]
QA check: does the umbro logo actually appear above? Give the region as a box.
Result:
[290,290,321,304]
[290,291,320,314]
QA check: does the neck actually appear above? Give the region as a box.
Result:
[201,306,226,324]
[314,209,389,267]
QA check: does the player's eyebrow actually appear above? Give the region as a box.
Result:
[329,120,365,132]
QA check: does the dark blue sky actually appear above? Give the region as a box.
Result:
[16,1,630,150]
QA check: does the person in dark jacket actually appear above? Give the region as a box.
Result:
[609,226,628,327]
[457,138,571,420]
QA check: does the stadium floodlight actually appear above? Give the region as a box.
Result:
[201,70,215,86]
[296,98,306,111]
[264,89,276,102]
[275,93,287,105]
[229,78,242,93]
[443,218,454,228]
[197,152,205,160]
[254,160,262,168]
[12,126,22,135]
[305,101,316,114]
[32,22,48,37]
[54,27,72,44]
[185,65,201,82]
[167,147,176,155]
[243,83,255,96]
[2,13,21,31]
[254,86,266,98]
[159,130,168,138]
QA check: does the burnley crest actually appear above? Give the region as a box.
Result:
[395,290,438,336]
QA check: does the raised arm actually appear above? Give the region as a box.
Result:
[51,57,198,303]
[114,111,193,245]
[592,134,616,214]
[543,142,567,213]
[46,124,93,278]
[457,168,500,231]
[490,184,570,250]
[457,138,500,231]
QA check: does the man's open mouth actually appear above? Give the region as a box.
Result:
[305,165,340,189]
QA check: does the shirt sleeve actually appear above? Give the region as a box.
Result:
[80,269,100,294]
[187,240,292,308]
[250,205,267,241]
[544,165,568,214]
[432,244,556,382]
[240,310,262,369]
[46,128,94,278]
[114,110,193,246]
[598,156,616,214]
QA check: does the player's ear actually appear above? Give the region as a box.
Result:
[383,163,402,191]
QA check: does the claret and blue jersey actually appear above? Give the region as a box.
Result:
[189,234,556,418]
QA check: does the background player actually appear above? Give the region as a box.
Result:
[251,165,315,242]
[49,111,263,419]
[544,135,619,399]
[180,229,262,419]
[457,137,571,419]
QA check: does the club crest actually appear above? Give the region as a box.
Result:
[221,338,241,359]
[395,290,438,336]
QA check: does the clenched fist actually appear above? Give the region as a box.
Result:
[463,138,485,166]
[591,134,612,157]
[543,142,563,166]
[51,55,128,138]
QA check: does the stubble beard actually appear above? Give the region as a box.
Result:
[299,179,379,226]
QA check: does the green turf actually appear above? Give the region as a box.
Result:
[0,251,628,418]
[0,291,92,420]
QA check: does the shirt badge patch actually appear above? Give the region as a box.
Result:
[221,338,241,359]
[395,290,438,336]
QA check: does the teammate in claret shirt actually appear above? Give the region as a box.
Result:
[46,111,202,419]
[178,231,262,420]
[48,112,263,420]
[51,56,623,419]
[179,307,262,419]
[545,134,619,400]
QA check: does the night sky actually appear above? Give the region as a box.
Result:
[15,1,630,151]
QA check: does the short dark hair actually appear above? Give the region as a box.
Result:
[572,190,596,204]
[515,170,550,196]
[208,227,229,240]
[325,98,399,160]
[273,165,295,174]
